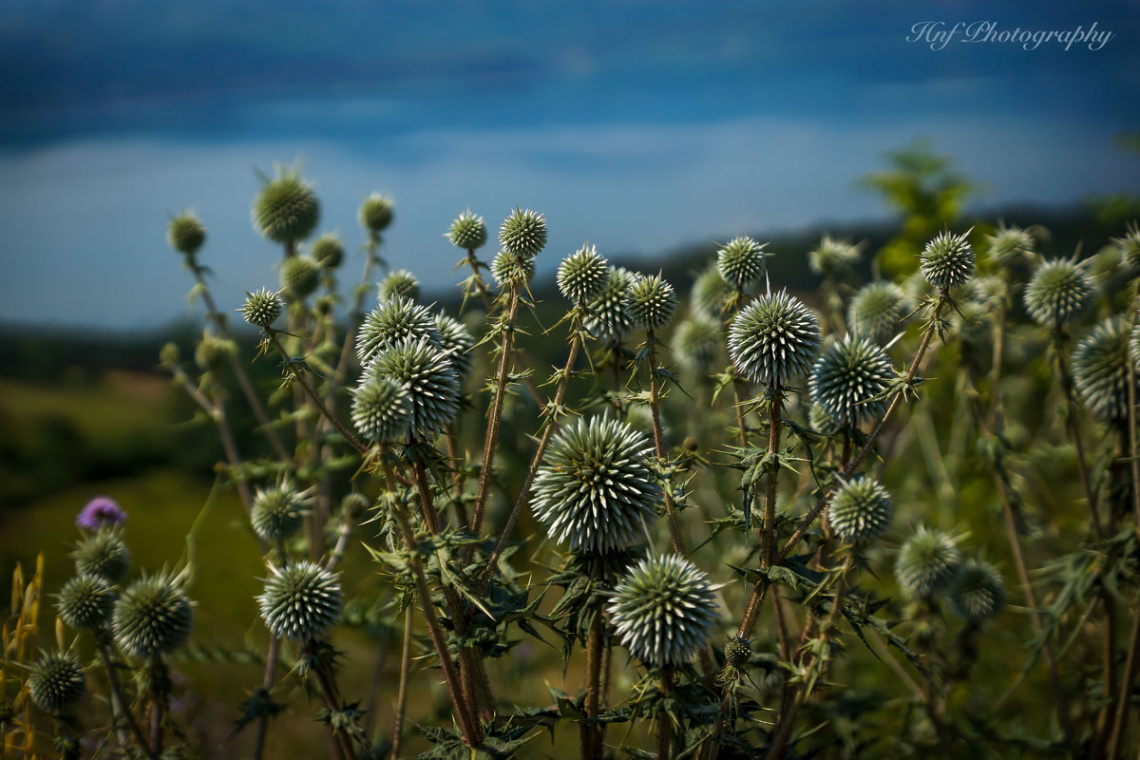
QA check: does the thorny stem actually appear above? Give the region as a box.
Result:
[1052,329,1103,538]
[645,329,685,556]
[97,642,153,757]
[1106,602,1140,759]
[391,606,413,759]
[657,666,674,760]
[582,608,606,760]
[306,640,359,760]
[251,634,281,760]
[148,657,167,756]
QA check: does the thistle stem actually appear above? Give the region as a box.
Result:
[252,634,281,760]
[657,666,674,760]
[391,606,413,759]
[1052,329,1103,538]
[645,329,685,555]
[582,608,605,760]
[97,643,153,757]
[306,639,358,760]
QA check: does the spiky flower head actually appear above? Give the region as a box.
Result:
[434,312,475,381]
[253,167,320,244]
[379,270,420,302]
[310,233,345,269]
[76,496,127,530]
[251,481,309,543]
[671,316,721,374]
[531,417,660,554]
[74,532,130,583]
[828,476,893,545]
[920,230,974,290]
[949,559,1006,621]
[724,636,751,668]
[717,236,769,291]
[359,193,394,234]
[447,209,487,250]
[167,212,206,256]
[808,235,860,277]
[953,300,992,344]
[113,575,194,658]
[351,375,413,444]
[1023,258,1093,326]
[557,244,608,304]
[895,526,961,598]
[809,335,894,428]
[368,339,461,437]
[625,274,678,332]
[1090,244,1130,294]
[57,575,116,630]
[1112,222,1140,273]
[194,331,237,372]
[29,653,85,713]
[586,267,636,342]
[1072,318,1139,420]
[240,288,284,329]
[499,208,547,258]
[986,224,1035,267]
[279,255,322,300]
[728,290,821,385]
[491,250,535,289]
[609,555,720,666]
[258,561,342,642]
[692,266,731,318]
[356,297,441,367]
[848,282,908,344]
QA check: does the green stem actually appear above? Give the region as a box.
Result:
[97,642,153,757]
[391,606,413,759]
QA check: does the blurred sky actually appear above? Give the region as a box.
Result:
[1,0,1139,329]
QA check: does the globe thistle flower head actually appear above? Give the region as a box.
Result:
[728,290,821,385]
[491,250,535,289]
[29,653,85,713]
[1072,318,1139,420]
[949,559,1006,621]
[113,574,194,658]
[586,267,636,342]
[557,244,609,304]
[368,339,461,437]
[167,212,205,256]
[717,237,769,291]
[1090,244,1130,294]
[692,266,731,318]
[76,496,127,530]
[724,636,751,668]
[434,312,475,382]
[848,282,908,344]
[194,331,237,372]
[57,575,116,630]
[1024,258,1093,326]
[74,531,131,583]
[808,235,860,277]
[609,554,720,666]
[379,270,420,302]
[351,375,413,444]
[809,335,894,428]
[358,193,393,234]
[447,209,487,250]
[279,255,322,300]
[671,316,721,374]
[920,230,974,290]
[258,561,342,642]
[625,274,678,332]
[251,481,309,543]
[828,476,893,545]
[895,526,961,598]
[356,297,441,367]
[986,225,1035,267]
[1112,222,1140,273]
[241,288,284,329]
[253,166,320,244]
[498,208,547,258]
[953,300,992,344]
[530,417,661,554]
[310,233,345,269]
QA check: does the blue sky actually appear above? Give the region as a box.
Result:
[1,0,1138,329]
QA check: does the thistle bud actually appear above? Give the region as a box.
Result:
[447,209,487,250]
[167,212,206,256]
[113,575,194,658]
[29,653,85,714]
[258,561,342,642]
[253,167,320,244]
[241,288,284,329]
[498,208,547,258]
[920,230,974,291]
[311,233,345,269]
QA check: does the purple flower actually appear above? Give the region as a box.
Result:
[76,496,127,530]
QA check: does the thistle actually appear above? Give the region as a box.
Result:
[447,209,487,250]
[75,496,127,530]
[848,282,908,344]
[279,254,322,300]
[74,531,131,583]
[499,208,547,258]
[724,636,751,668]
[586,267,636,342]
[985,224,1035,267]
[557,244,609,303]
[57,575,116,630]
[28,653,86,714]
[359,193,394,234]
[251,481,309,543]
[895,526,961,598]
[491,250,535,288]
[728,290,821,385]
[379,270,421,302]
[530,417,661,554]
[311,233,345,269]
[920,230,974,290]
[949,559,1006,621]
[434,312,475,382]
[367,339,461,437]
[1072,317,1138,420]
[1023,258,1093,326]
[167,212,206,256]
[809,335,894,428]
[253,166,320,244]
[717,236,769,291]
[670,316,722,374]
[808,235,860,277]
[692,266,731,318]
[1113,222,1140,273]
[240,288,284,329]
[356,297,441,367]
[609,555,720,666]
[625,274,678,331]
[953,300,992,344]
[194,331,237,372]
[113,574,194,659]
[827,476,893,545]
[351,375,413,444]
[258,561,343,642]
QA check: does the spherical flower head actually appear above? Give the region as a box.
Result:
[557,244,609,304]
[434,312,475,382]
[920,230,974,290]
[531,417,661,554]
[986,225,1035,267]
[359,193,394,234]
[808,235,860,277]
[1112,222,1140,274]
[241,288,284,329]
[848,282,908,344]
[498,208,547,258]
[692,266,731,318]
[447,209,487,250]
[113,575,194,659]
[586,267,636,342]
[671,316,721,374]
[949,559,1006,621]
[1090,244,1130,294]
[167,212,206,256]
[29,653,85,714]
[491,250,535,289]
[953,300,992,344]
[76,496,127,530]
[351,375,413,444]
[368,339,461,437]
[310,233,345,269]
[379,270,421,302]
[258,561,342,642]
[717,236,768,290]
[895,526,961,598]
[625,274,678,332]
[1023,258,1093,326]
[194,332,237,372]
[253,167,320,244]
[809,335,894,428]
[57,575,116,630]
[609,555,720,667]
[356,297,442,367]
[728,290,821,385]
[279,255,322,300]
[1072,318,1139,421]
[828,476,893,545]
[74,531,131,583]
[251,481,309,543]
[724,636,751,668]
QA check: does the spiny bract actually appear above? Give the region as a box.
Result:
[848,281,908,344]
[434,312,475,382]
[609,555,720,667]
[808,235,860,277]
[240,288,284,329]
[809,335,894,428]
[57,574,116,630]
[1072,317,1139,420]
[530,417,661,555]
[253,168,320,244]
[717,236,769,290]
[828,476,893,545]
[949,559,1006,621]
[586,267,636,342]
[113,574,194,659]
[356,297,441,367]
[351,375,413,444]
[895,526,961,598]
[499,208,547,258]
[251,482,309,543]
[447,209,487,250]
[671,315,722,374]
[920,230,974,290]
[74,531,131,584]
[625,274,678,332]
[728,290,821,385]
[258,561,343,642]
[29,653,86,714]
[367,339,461,437]
[359,193,394,234]
[557,244,609,304]
[1023,258,1093,326]
[279,255,322,300]
[379,270,421,302]
[167,212,206,256]
[310,233,345,269]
